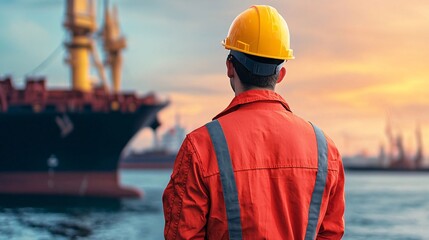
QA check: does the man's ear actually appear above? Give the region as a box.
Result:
[276,66,286,84]
[226,59,234,78]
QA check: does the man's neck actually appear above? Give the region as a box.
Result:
[235,86,275,96]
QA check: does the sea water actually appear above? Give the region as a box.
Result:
[0,170,428,240]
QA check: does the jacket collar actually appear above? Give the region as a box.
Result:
[213,89,292,120]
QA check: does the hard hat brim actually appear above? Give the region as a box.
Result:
[222,40,295,60]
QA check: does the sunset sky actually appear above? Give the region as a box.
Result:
[0,0,428,159]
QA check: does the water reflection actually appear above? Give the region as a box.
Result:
[0,192,165,239]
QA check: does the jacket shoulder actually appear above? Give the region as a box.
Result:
[185,123,221,178]
[283,114,342,169]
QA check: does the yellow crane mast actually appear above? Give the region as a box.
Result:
[64,0,97,92]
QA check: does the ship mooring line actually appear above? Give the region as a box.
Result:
[27,43,64,76]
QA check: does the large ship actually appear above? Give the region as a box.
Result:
[0,0,168,198]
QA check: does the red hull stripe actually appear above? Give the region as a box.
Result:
[0,172,141,198]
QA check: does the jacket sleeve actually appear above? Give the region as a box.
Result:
[317,157,346,240]
[163,136,209,240]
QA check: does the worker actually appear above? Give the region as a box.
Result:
[163,5,345,239]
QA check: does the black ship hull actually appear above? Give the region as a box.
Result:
[0,104,165,198]
[0,105,162,171]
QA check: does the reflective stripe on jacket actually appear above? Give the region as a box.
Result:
[163,90,345,239]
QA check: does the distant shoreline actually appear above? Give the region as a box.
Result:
[345,166,429,172]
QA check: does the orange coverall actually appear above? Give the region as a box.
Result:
[163,90,345,239]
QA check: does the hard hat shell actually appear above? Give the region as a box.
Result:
[222,5,294,60]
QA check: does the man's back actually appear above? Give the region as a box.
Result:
[163,90,345,239]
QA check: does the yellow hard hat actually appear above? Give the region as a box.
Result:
[222,5,294,60]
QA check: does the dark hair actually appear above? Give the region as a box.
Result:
[229,52,284,90]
